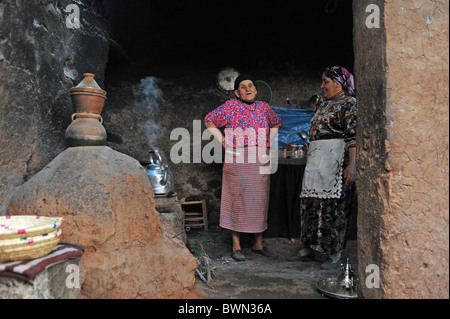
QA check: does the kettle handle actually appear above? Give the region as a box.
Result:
[148,149,163,165]
[161,166,168,185]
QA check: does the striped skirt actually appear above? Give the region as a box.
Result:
[220,146,270,233]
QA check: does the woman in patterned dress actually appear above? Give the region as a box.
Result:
[204,74,282,261]
[287,66,357,269]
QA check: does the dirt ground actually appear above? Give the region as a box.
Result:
[187,226,358,299]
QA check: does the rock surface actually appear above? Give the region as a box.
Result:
[0,0,112,214]
[155,196,187,243]
[5,146,198,298]
[0,259,82,299]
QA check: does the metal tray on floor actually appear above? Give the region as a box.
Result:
[316,278,358,299]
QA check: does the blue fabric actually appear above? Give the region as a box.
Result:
[271,106,314,150]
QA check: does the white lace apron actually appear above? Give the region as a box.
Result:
[300,139,345,199]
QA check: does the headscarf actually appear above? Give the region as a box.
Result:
[234,74,257,90]
[322,66,355,96]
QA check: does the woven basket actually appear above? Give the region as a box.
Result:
[0,228,62,262]
[0,215,63,240]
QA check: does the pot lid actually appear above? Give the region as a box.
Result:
[70,73,107,96]
[216,67,239,92]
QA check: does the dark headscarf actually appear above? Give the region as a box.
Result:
[322,66,355,96]
[234,74,257,90]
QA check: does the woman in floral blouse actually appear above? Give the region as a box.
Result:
[288,66,357,270]
[204,74,282,262]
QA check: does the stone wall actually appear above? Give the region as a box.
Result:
[0,259,81,299]
[354,0,449,298]
[0,0,111,214]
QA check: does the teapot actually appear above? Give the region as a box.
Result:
[146,149,174,196]
[338,258,357,290]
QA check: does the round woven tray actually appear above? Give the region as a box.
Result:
[0,215,63,240]
[0,228,62,263]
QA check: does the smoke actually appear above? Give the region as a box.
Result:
[133,76,167,156]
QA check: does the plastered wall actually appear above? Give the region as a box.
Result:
[354,0,449,298]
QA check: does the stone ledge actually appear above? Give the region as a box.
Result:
[0,258,81,299]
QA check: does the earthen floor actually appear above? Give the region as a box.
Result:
[188,227,358,299]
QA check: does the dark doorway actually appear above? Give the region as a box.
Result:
[106,0,354,77]
[104,0,356,240]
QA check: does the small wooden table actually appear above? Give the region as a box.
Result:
[180,197,208,230]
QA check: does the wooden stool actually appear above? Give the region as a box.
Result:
[180,197,208,230]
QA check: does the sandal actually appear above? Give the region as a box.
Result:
[231,250,246,262]
[252,246,273,257]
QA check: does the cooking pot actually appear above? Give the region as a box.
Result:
[146,149,174,196]
[65,113,107,146]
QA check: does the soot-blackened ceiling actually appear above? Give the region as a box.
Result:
[106,0,354,75]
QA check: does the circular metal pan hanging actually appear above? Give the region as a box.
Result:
[216,67,240,92]
[255,80,272,105]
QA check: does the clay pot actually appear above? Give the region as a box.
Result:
[65,113,107,146]
[70,73,106,114]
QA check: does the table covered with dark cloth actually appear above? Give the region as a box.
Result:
[265,158,306,239]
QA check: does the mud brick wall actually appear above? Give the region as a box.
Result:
[354,0,449,298]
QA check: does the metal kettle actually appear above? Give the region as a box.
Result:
[146,149,174,196]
